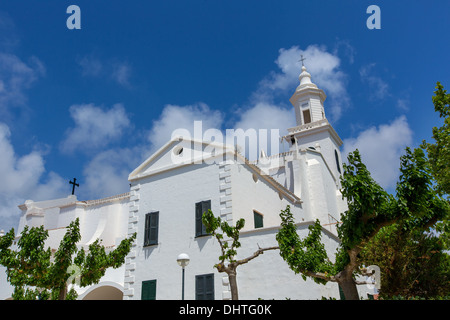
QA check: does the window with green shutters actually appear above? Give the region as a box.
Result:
[195,273,214,300]
[144,211,159,246]
[195,200,211,237]
[141,280,157,300]
[253,211,263,229]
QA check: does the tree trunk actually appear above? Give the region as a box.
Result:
[58,284,67,300]
[339,276,359,300]
[228,271,239,300]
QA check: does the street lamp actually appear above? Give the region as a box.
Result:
[177,253,190,300]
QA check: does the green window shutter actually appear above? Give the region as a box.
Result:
[142,280,157,300]
[196,274,214,300]
[195,200,211,237]
[144,212,159,246]
[253,211,263,229]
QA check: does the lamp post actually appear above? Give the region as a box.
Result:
[177,253,190,300]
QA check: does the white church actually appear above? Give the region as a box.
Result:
[0,66,372,300]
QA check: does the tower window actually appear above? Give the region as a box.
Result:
[335,150,341,174]
[302,109,311,124]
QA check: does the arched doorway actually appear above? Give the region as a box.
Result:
[80,282,123,300]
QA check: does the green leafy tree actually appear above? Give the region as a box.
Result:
[202,210,278,300]
[0,218,136,300]
[421,82,450,197]
[276,147,450,300]
[360,82,450,299]
[421,82,450,249]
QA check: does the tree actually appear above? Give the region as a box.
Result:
[421,82,450,249]
[0,218,136,300]
[359,82,450,299]
[276,148,450,300]
[421,82,450,197]
[202,210,278,300]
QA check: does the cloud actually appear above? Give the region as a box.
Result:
[234,102,295,133]
[82,148,140,199]
[77,55,132,87]
[257,44,350,122]
[0,52,45,120]
[60,103,131,154]
[359,63,390,100]
[342,115,413,190]
[147,102,224,152]
[0,123,66,232]
[111,62,132,87]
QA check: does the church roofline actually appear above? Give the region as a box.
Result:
[128,136,236,181]
[128,135,303,205]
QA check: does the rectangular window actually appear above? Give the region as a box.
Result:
[195,200,211,237]
[253,211,264,229]
[195,273,214,300]
[144,211,159,246]
[141,280,157,300]
[302,109,311,124]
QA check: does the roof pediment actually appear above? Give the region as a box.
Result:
[128,136,236,181]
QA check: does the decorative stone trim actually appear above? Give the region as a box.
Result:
[123,184,140,300]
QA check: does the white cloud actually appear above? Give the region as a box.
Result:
[77,55,132,87]
[147,102,223,152]
[0,123,66,232]
[60,103,131,154]
[0,52,45,119]
[257,44,350,122]
[342,115,413,190]
[111,62,132,87]
[232,102,296,160]
[234,102,295,133]
[359,63,390,100]
[82,148,140,199]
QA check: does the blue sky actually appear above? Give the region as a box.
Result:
[0,0,449,231]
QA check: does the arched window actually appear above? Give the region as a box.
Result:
[335,150,341,174]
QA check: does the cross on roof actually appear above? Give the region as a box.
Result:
[69,178,79,195]
[298,55,306,67]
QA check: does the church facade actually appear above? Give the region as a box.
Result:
[1,66,369,300]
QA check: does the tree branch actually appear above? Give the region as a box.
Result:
[235,246,279,266]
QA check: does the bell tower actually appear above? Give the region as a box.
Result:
[284,63,344,179]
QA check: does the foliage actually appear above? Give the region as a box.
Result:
[202,209,278,300]
[421,82,450,197]
[202,209,245,266]
[0,218,136,300]
[276,146,450,300]
[277,208,334,285]
[359,82,450,299]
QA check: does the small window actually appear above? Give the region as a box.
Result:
[144,212,159,246]
[303,109,311,124]
[253,211,263,229]
[195,200,211,237]
[141,280,157,300]
[335,150,342,174]
[196,273,214,300]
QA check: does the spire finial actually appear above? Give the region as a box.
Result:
[298,55,306,67]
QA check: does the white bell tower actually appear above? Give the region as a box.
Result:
[284,63,344,179]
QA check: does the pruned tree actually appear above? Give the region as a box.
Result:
[276,147,449,300]
[0,218,136,300]
[202,210,278,300]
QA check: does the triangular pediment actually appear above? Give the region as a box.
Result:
[128,136,236,181]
